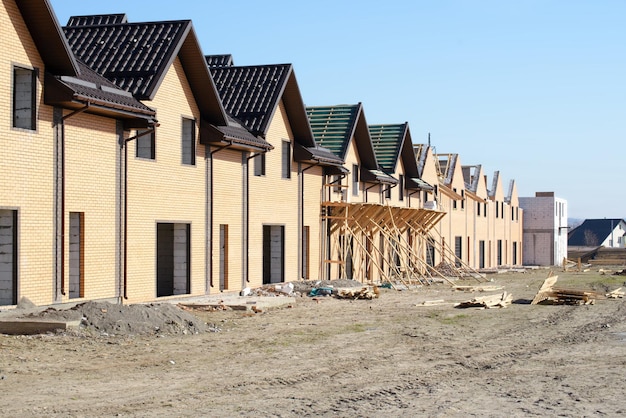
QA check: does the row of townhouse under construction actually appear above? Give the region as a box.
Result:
[0,0,523,307]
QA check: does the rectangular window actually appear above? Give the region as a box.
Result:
[477,201,481,216]
[69,212,84,299]
[484,202,487,217]
[254,153,266,176]
[495,201,499,218]
[332,175,342,193]
[0,210,18,305]
[399,175,404,201]
[281,140,291,179]
[302,226,310,279]
[182,118,196,165]
[385,186,391,199]
[219,224,228,291]
[461,190,465,209]
[13,66,37,130]
[454,236,462,267]
[352,164,359,196]
[136,129,156,160]
[453,188,458,209]
[501,202,504,219]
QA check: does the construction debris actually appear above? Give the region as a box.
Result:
[606,288,625,299]
[453,285,504,292]
[335,286,379,300]
[531,275,602,305]
[416,299,447,306]
[454,292,513,309]
[562,257,591,272]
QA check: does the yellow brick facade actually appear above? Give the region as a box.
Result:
[125,57,206,303]
[248,100,300,287]
[63,114,119,302]
[1,1,55,305]
[211,149,243,292]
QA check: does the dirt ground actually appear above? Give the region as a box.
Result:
[1,268,625,417]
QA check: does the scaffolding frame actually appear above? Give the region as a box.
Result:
[320,199,486,286]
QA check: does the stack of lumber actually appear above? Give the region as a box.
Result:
[335,286,379,300]
[588,248,626,266]
[454,292,513,309]
[531,275,601,305]
[606,288,625,299]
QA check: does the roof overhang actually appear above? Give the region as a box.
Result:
[407,178,434,191]
[439,184,463,200]
[44,72,157,128]
[17,0,79,76]
[324,165,349,176]
[361,168,397,185]
[465,189,486,203]
[293,143,344,166]
[201,121,273,152]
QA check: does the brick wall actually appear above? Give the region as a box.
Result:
[1,1,55,305]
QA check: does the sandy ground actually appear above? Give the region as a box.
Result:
[1,268,625,417]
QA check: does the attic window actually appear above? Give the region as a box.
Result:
[12,66,37,130]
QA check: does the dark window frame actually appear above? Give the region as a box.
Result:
[281,140,291,179]
[12,65,37,131]
[182,118,196,165]
[136,129,156,160]
[254,153,266,176]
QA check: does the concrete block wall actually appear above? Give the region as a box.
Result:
[519,194,567,266]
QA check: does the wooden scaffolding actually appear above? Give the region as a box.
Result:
[320,200,486,286]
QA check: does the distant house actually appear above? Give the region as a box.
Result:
[568,219,626,248]
[519,192,568,266]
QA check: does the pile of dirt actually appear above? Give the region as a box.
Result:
[24,301,208,337]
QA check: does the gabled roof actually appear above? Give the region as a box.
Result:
[568,219,626,246]
[306,103,378,169]
[15,0,79,75]
[488,171,504,201]
[414,144,439,189]
[210,63,315,146]
[63,16,227,125]
[506,179,519,205]
[435,153,464,200]
[45,60,156,127]
[205,54,234,68]
[462,165,487,202]
[369,124,405,172]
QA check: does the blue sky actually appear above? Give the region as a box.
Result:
[50,0,625,219]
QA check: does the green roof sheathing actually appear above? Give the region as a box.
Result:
[306,105,359,159]
[369,124,405,172]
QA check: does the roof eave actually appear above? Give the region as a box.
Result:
[16,0,79,76]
